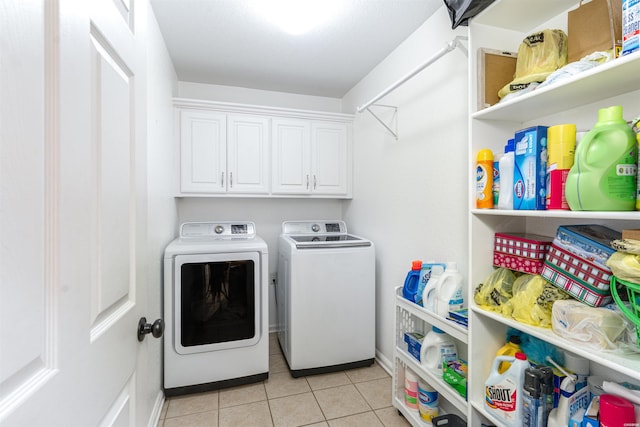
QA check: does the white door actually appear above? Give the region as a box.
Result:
[0,0,149,425]
[271,118,311,194]
[311,121,349,195]
[227,114,270,194]
[180,109,227,193]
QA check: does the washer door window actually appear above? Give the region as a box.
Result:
[174,252,261,355]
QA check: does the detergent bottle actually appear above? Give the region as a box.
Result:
[416,262,446,307]
[432,262,464,318]
[484,351,530,427]
[420,326,458,375]
[496,335,522,374]
[402,260,422,303]
[565,106,637,211]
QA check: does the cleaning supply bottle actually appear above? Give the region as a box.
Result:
[546,124,576,210]
[538,366,554,422]
[420,326,458,375]
[422,264,446,312]
[565,106,638,211]
[476,149,494,208]
[404,367,419,411]
[497,139,515,210]
[493,150,502,206]
[415,262,446,307]
[484,351,530,427]
[522,368,544,427]
[631,116,640,210]
[496,335,522,374]
[432,262,464,318]
[402,260,422,303]
[418,379,439,422]
[547,375,576,427]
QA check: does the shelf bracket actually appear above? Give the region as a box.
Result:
[356,35,468,140]
[363,104,398,140]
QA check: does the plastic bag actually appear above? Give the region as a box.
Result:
[606,251,640,284]
[502,274,572,328]
[474,267,516,311]
[552,299,640,353]
[498,29,568,99]
[443,0,496,29]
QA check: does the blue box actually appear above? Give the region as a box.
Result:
[403,332,424,361]
[514,126,548,210]
[582,396,599,427]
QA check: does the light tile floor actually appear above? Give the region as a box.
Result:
[160,333,411,427]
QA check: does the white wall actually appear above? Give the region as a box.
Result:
[341,6,470,368]
[144,4,178,425]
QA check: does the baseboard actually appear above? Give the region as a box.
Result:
[375,349,393,375]
[148,390,165,427]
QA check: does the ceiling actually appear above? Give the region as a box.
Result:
[150,0,443,98]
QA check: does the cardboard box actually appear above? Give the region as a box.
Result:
[568,0,623,62]
[403,332,423,361]
[622,229,640,240]
[477,48,517,110]
[514,126,548,210]
[583,395,600,427]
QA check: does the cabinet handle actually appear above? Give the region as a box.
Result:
[306,174,309,189]
[313,175,317,189]
[230,172,233,188]
[221,172,224,187]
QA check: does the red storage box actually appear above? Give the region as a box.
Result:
[541,243,612,307]
[493,232,553,274]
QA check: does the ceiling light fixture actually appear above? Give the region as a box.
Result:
[251,0,346,35]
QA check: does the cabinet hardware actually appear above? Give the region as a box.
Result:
[314,175,317,189]
[230,172,233,187]
[221,172,224,187]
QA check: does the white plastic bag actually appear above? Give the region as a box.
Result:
[552,299,639,353]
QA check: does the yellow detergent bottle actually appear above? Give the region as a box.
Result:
[496,335,522,374]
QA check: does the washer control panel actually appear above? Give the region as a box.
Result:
[180,221,256,238]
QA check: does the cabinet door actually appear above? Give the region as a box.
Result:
[227,114,270,194]
[180,110,227,193]
[311,121,349,195]
[271,118,311,194]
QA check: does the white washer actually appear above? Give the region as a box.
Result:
[163,222,268,396]
[277,220,375,377]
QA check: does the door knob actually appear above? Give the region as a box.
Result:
[138,317,164,342]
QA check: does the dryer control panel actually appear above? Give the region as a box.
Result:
[180,221,256,238]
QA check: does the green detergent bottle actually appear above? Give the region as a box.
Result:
[565,106,638,211]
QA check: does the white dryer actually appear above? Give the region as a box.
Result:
[163,222,268,396]
[277,220,375,377]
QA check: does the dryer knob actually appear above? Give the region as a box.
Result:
[312,224,320,232]
[214,225,224,234]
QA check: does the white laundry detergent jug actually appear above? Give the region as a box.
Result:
[432,262,464,317]
[421,263,446,310]
[484,351,530,427]
[420,326,457,375]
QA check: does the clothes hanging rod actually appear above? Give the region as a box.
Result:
[356,35,468,113]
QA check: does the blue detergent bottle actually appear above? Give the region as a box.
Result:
[402,260,423,302]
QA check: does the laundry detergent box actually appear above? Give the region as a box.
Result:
[404,332,424,361]
[514,126,548,210]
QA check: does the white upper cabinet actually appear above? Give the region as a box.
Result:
[179,109,270,194]
[272,118,351,196]
[176,99,353,198]
[311,121,349,195]
[180,109,227,193]
[227,114,270,194]
[271,118,312,194]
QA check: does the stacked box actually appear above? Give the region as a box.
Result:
[514,126,548,210]
[493,232,553,274]
[541,224,620,307]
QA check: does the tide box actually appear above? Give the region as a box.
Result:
[404,332,423,361]
[542,243,613,307]
[493,232,553,274]
[514,126,548,210]
[553,224,620,270]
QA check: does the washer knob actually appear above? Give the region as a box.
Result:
[214,225,224,234]
[311,224,320,232]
